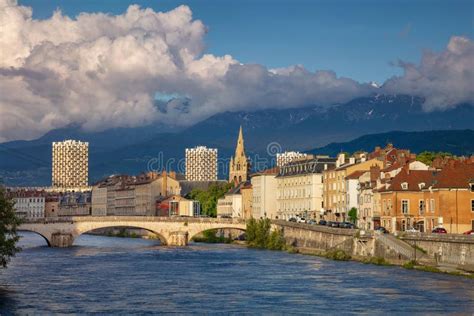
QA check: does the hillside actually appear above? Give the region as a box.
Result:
[308,130,474,157]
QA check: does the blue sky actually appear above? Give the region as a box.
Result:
[20,0,473,83]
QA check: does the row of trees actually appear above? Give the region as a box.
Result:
[0,186,21,268]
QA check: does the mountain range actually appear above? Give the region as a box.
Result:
[1,94,473,186]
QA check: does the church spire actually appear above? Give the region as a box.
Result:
[229,125,249,183]
[235,125,245,157]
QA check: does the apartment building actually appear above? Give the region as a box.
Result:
[52,140,89,190]
[10,190,45,219]
[422,161,474,234]
[276,151,309,168]
[324,153,384,222]
[92,171,182,216]
[185,146,218,181]
[277,157,337,220]
[354,166,381,230]
[251,167,278,219]
[57,191,92,216]
[240,183,253,219]
[217,183,245,218]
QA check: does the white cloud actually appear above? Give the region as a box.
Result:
[0,0,472,142]
[382,36,474,110]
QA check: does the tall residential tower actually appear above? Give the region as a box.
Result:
[52,140,89,190]
[185,146,218,181]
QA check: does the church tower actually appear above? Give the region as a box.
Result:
[229,126,250,184]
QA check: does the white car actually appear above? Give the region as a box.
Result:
[405,227,420,233]
[297,218,306,223]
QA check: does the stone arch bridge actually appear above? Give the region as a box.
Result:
[19,216,247,247]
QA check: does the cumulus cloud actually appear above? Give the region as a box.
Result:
[0,0,472,142]
[0,0,376,142]
[383,36,474,110]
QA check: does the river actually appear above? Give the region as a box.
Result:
[0,232,473,314]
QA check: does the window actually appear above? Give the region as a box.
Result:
[419,200,425,215]
[402,200,409,214]
[472,200,474,212]
[401,182,408,190]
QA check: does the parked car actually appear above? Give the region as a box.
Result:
[307,220,316,225]
[375,227,389,234]
[297,218,306,223]
[318,220,327,226]
[346,222,357,229]
[463,230,474,235]
[405,227,420,233]
[339,222,350,228]
[288,217,297,222]
[432,227,447,234]
[330,222,340,228]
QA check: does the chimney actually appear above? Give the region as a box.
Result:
[370,165,380,181]
[162,172,168,196]
[349,157,355,165]
[337,153,345,167]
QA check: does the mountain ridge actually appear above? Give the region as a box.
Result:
[1,94,473,186]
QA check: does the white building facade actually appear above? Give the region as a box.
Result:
[277,157,337,220]
[12,193,45,219]
[251,168,278,219]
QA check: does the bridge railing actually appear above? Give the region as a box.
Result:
[21,216,246,225]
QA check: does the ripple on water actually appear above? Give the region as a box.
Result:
[0,232,473,314]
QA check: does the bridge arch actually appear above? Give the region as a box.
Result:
[18,229,51,247]
[74,224,169,246]
[188,226,246,243]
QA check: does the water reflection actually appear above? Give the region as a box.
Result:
[1,232,473,314]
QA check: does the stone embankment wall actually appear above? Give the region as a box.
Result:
[273,221,374,257]
[401,233,474,270]
[274,221,474,270]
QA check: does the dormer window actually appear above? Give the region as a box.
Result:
[401,182,408,190]
[418,182,425,190]
[470,182,474,192]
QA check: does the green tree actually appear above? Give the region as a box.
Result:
[246,217,257,243]
[348,207,358,224]
[246,218,285,250]
[187,183,232,217]
[416,151,453,166]
[0,186,22,268]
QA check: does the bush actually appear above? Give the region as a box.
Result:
[363,256,390,266]
[325,249,351,261]
[403,260,417,269]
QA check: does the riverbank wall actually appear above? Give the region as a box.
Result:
[273,220,474,272]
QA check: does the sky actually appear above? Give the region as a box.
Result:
[20,0,474,83]
[0,0,473,142]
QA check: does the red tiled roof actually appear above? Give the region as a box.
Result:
[345,170,366,180]
[379,168,437,192]
[432,162,474,189]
